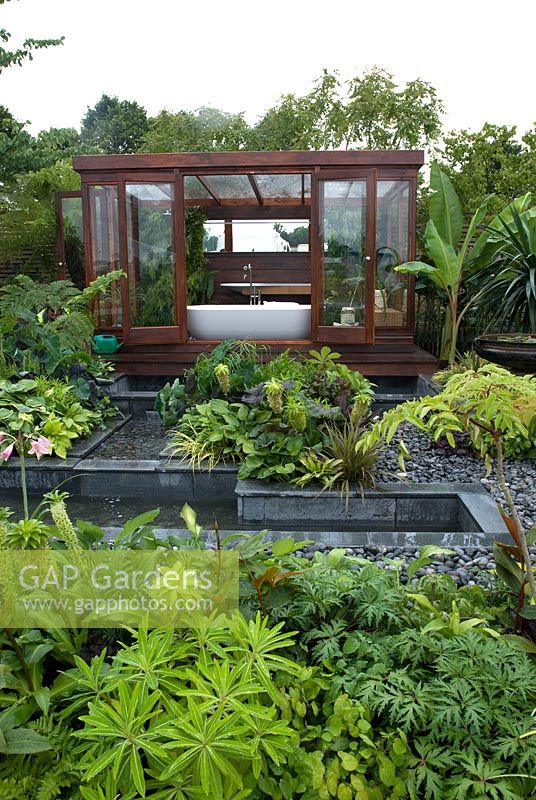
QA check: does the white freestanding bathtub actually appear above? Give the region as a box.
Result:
[187,303,311,340]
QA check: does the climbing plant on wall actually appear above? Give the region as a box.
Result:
[185,207,214,304]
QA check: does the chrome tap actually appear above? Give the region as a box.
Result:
[243,263,257,304]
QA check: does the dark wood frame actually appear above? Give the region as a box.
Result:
[68,150,424,351]
[312,168,376,345]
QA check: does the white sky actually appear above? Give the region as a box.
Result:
[1,0,535,140]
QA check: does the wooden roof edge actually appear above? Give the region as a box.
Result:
[72,149,425,173]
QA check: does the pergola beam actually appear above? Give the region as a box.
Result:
[247,174,264,205]
[197,176,222,205]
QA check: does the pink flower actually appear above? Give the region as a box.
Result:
[0,443,14,461]
[28,435,52,460]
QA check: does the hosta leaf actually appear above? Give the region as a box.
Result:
[2,726,52,754]
[520,603,536,620]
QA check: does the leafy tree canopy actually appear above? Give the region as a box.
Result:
[345,67,443,149]
[0,104,33,182]
[80,93,149,154]
[0,1,65,183]
[0,0,64,73]
[0,110,87,185]
[142,68,443,154]
[141,106,250,153]
[250,67,444,151]
[437,122,536,217]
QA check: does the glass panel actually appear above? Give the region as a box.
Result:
[320,180,366,327]
[203,175,256,200]
[126,183,175,327]
[204,221,225,252]
[184,176,211,200]
[375,180,410,327]
[232,220,310,252]
[88,185,121,328]
[61,197,85,289]
[254,173,311,200]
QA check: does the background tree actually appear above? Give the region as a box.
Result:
[251,70,345,150]
[80,94,149,154]
[0,105,34,182]
[249,94,308,151]
[0,0,64,73]
[29,126,84,168]
[344,67,443,149]
[252,67,443,152]
[0,113,84,185]
[437,123,536,217]
[273,223,309,249]
[0,0,65,184]
[141,106,250,153]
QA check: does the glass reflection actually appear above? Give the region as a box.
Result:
[126,183,175,327]
[61,196,85,289]
[321,180,366,327]
[89,185,121,328]
[375,180,410,326]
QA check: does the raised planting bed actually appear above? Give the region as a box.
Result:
[102,372,440,420]
[0,415,131,492]
[235,480,508,546]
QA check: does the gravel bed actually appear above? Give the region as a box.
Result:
[377,423,536,532]
[290,543,536,589]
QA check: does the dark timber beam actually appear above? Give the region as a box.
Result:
[248,174,264,205]
[197,176,221,205]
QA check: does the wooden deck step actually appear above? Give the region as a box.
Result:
[109,342,438,377]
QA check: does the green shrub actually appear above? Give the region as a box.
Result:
[154,377,187,427]
[168,396,328,480]
[155,342,374,427]
[262,556,536,799]
[368,363,536,461]
[293,418,383,502]
[1,500,535,800]
[433,350,490,386]
[0,271,122,380]
[60,617,298,799]
[0,376,110,457]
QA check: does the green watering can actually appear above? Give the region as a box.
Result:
[92,335,123,355]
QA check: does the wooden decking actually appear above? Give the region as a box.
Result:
[108,339,438,377]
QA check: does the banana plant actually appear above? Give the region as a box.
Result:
[395,162,492,364]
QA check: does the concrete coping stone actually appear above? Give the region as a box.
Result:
[98,526,492,548]
[235,480,487,498]
[75,459,161,473]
